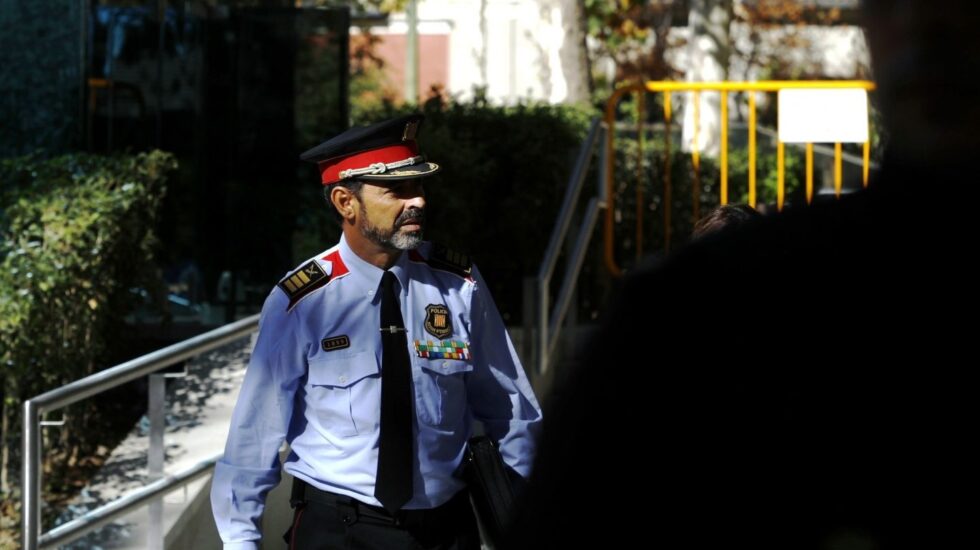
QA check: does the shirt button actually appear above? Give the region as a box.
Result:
[367,290,374,296]
[442,362,449,369]
[338,375,347,383]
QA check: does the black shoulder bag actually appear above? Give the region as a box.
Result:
[464,436,518,548]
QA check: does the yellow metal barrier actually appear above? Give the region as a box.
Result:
[603,80,876,277]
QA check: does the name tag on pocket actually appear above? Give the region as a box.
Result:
[321,335,350,351]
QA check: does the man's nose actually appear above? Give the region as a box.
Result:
[405,193,426,210]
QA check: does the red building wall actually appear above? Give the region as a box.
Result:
[372,33,449,100]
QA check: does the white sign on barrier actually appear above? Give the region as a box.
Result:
[778,88,869,143]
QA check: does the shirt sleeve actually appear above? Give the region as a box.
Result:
[210,289,306,548]
[465,264,543,478]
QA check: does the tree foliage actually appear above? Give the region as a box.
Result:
[586,0,686,87]
[0,151,176,536]
[732,0,848,81]
[586,0,858,100]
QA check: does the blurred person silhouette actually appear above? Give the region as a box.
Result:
[506,2,978,548]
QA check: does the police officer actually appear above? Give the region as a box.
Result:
[211,114,542,550]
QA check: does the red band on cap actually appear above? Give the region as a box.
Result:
[318,143,420,186]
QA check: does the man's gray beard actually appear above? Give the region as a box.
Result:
[359,208,424,251]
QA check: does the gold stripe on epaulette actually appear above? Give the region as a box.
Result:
[278,261,329,310]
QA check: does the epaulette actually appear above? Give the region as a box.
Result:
[278,260,330,311]
[426,244,473,280]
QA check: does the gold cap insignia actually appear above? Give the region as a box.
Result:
[402,120,419,141]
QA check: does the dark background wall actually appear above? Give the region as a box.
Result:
[1,0,350,321]
[0,0,86,157]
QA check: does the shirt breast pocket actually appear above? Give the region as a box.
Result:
[415,359,473,430]
[307,351,380,438]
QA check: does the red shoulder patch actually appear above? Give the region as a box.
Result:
[322,249,350,279]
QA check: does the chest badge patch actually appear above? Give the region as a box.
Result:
[424,304,453,339]
[321,335,350,352]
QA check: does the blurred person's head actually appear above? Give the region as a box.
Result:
[861,0,980,167]
[691,204,761,240]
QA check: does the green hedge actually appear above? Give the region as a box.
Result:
[0,151,175,530]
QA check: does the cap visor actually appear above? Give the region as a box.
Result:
[357,162,440,181]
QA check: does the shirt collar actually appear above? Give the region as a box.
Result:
[338,234,410,297]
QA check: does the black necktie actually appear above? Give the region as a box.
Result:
[375,270,413,514]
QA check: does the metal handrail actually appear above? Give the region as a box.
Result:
[526,117,606,374]
[39,453,222,548]
[546,198,602,365]
[22,314,261,550]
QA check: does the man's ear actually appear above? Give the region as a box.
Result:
[330,186,357,223]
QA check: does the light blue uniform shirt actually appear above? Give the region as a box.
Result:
[211,236,542,549]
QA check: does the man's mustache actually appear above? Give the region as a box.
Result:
[396,208,425,227]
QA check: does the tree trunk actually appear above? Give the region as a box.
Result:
[479,0,489,89]
[557,0,592,104]
[682,0,733,157]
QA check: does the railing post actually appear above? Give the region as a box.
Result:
[22,400,40,550]
[147,373,166,550]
